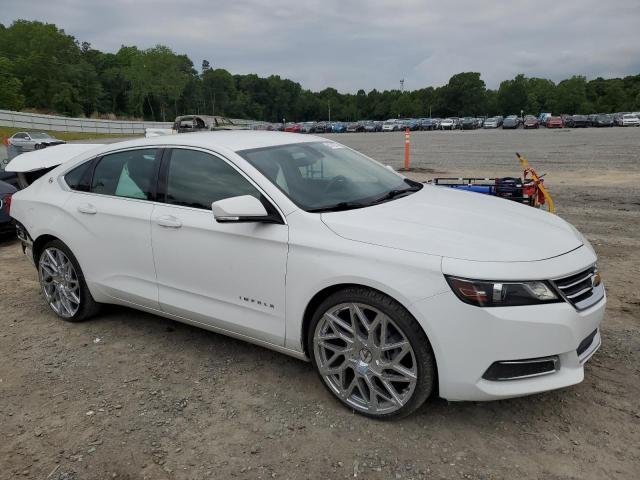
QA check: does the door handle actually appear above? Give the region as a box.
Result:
[77,203,97,215]
[155,215,182,229]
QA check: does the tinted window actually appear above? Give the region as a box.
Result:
[65,161,93,191]
[91,149,158,200]
[166,149,259,209]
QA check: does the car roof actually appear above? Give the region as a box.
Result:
[98,131,322,153]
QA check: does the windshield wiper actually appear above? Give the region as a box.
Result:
[371,184,422,205]
[307,201,367,213]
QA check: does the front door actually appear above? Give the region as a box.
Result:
[150,148,288,346]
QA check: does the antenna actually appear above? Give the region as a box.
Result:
[400,79,405,92]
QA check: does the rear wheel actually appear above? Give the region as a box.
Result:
[308,287,435,419]
[37,239,100,322]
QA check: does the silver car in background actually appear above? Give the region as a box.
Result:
[8,132,65,151]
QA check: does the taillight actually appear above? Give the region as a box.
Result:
[2,194,12,216]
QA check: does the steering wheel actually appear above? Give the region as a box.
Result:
[324,175,349,193]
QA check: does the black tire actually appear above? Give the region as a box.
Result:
[37,239,100,322]
[307,286,436,419]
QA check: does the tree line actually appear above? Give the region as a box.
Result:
[1,20,640,122]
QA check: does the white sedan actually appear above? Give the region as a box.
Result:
[621,114,640,127]
[8,132,605,418]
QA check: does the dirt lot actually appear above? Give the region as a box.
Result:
[1,128,639,479]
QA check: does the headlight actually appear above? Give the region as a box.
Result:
[445,276,560,307]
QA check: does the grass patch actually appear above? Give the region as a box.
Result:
[0,127,140,142]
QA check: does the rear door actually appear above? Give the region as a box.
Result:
[63,148,161,309]
[150,147,288,346]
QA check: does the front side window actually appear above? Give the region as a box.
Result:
[165,149,259,209]
[239,141,416,212]
[91,149,159,200]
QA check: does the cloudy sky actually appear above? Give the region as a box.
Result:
[2,0,639,92]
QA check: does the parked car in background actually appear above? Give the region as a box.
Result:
[9,132,65,151]
[300,122,316,134]
[0,179,17,236]
[331,122,347,133]
[565,115,589,128]
[284,123,302,133]
[523,115,540,129]
[546,116,564,128]
[483,117,499,129]
[538,113,552,125]
[346,122,365,133]
[363,121,382,132]
[621,114,640,127]
[173,115,240,133]
[592,114,614,127]
[613,113,626,126]
[440,118,455,130]
[475,118,484,128]
[9,131,605,419]
[312,122,328,134]
[502,115,520,129]
[419,118,436,131]
[461,117,477,130]
[0,170,18,189]
[382,120,401,132]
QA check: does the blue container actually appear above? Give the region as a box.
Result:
[449,185,493,194]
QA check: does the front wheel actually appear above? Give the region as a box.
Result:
[37,239,100,322]
[308,287,435,419]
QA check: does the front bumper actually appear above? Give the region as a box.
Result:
[412,288,605,401]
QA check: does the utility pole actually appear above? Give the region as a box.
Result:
[328,100,331,122]
[400,79,405,92]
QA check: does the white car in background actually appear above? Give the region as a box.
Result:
[483,117,499,128]
[381,120,400,132]
[440,118,455,130]
[621,114,640,126]
[8,131,605,418]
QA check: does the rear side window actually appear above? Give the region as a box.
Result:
[65,161,93,192]
[165,149,259,209]
[91,149,159,200]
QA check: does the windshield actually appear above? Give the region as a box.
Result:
[29,132,52,139]
[239,141,420,212]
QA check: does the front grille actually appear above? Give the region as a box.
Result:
[552,265,604,311]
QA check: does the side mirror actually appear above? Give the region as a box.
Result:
[212,195,278,223]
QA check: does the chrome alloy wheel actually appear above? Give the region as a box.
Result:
[38,247,81,318]
[313,303,418,415]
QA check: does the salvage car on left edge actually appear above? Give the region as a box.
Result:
[0,180,17,236]
[8,131,605,419]
[8,132,66,151]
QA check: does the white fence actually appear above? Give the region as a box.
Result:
[0,110,260,135]
[0,109,173,135]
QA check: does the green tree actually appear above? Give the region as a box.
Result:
[439,72,486,116]
[498,74,528,115]
[0,56,25,110]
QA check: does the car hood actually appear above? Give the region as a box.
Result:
[320,185,582,262]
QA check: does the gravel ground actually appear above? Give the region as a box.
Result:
[1,128,639,480]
